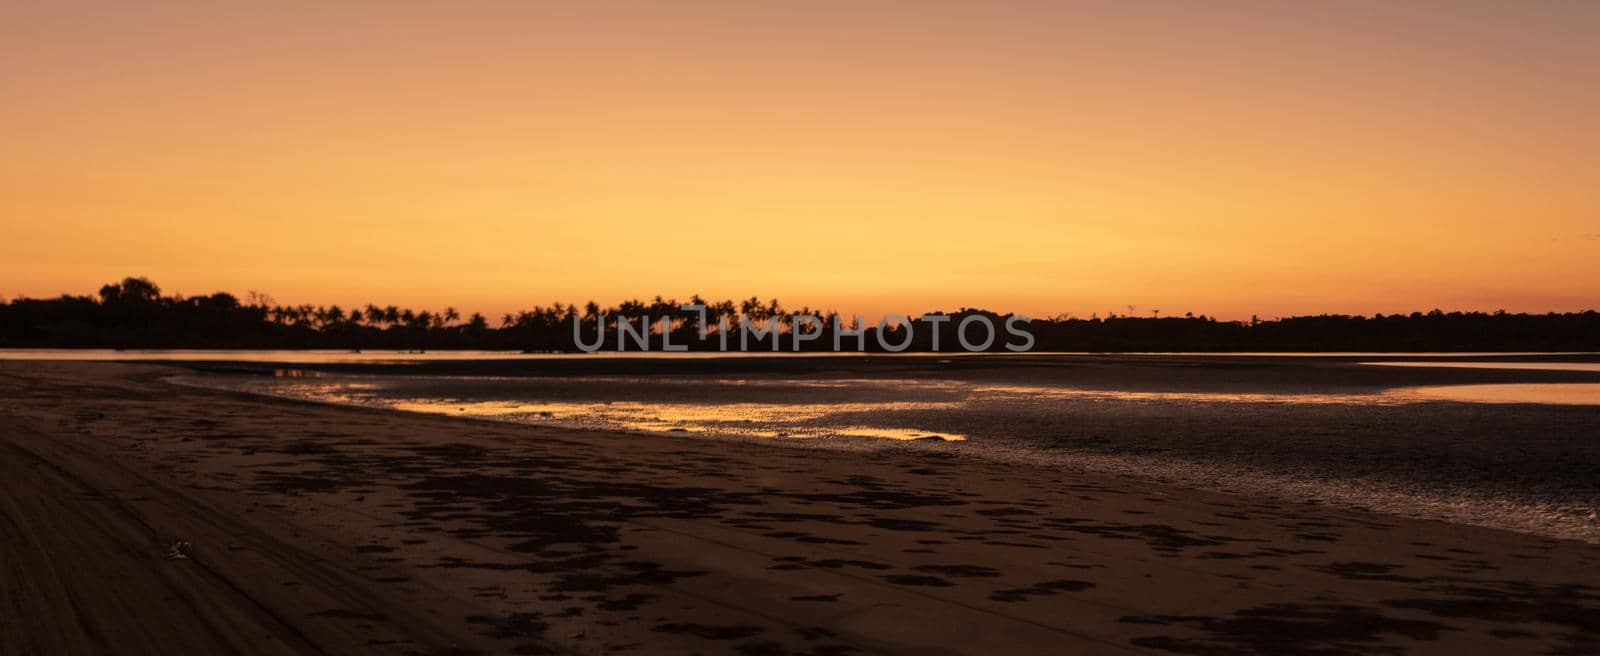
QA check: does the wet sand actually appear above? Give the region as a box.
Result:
[185,355,1600,541]
[3,361,1599,655]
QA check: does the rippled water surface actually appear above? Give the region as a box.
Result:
[1364,361,1600,404]
[175,363,1600,542]
[179,365,1600,445]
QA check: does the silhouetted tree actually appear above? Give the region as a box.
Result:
[5,277,1600,352]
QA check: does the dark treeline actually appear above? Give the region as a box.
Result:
[2,277,1598,352]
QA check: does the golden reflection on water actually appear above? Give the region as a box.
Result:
[830,427,966,441]
[1364,361,1600,373]
[977,383,1600,406]
[211,370,1600,447]
[385,399,968,441]
[1401,383,1600,405]
[972,385,1398,405]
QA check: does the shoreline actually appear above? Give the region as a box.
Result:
[3,361,1599,654]
[175,361,1600,544]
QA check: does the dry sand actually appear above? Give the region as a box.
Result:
[2,361,1598,655]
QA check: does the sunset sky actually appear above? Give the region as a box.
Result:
[3,2,1596,321]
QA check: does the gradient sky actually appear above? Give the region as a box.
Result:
[3,2,1596,321]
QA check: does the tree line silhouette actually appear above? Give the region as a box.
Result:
[2,277,1598,352]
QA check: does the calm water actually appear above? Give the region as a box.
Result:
[8,349,1599,405]
[1363,361,1600,405]
[1364,361,1600,372]
[178,368,1600,448]
[7,348,1598,407]
[172,359,1600,542]
[4,348,1595,363]
[0,349,767,363]
[183,359,1600,431]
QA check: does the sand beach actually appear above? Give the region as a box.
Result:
[3,360,1598,655]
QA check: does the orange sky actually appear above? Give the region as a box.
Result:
[3,2,1596,321]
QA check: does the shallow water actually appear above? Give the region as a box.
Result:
[0,348,782,363]
[191,374,977,441]
[1403,383,1600,405]
[1364,361,1600,372]
[181,368,1600,446]
[5,348,1595,363]
[1364,361,1600,404]
[175,368,1600,542]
